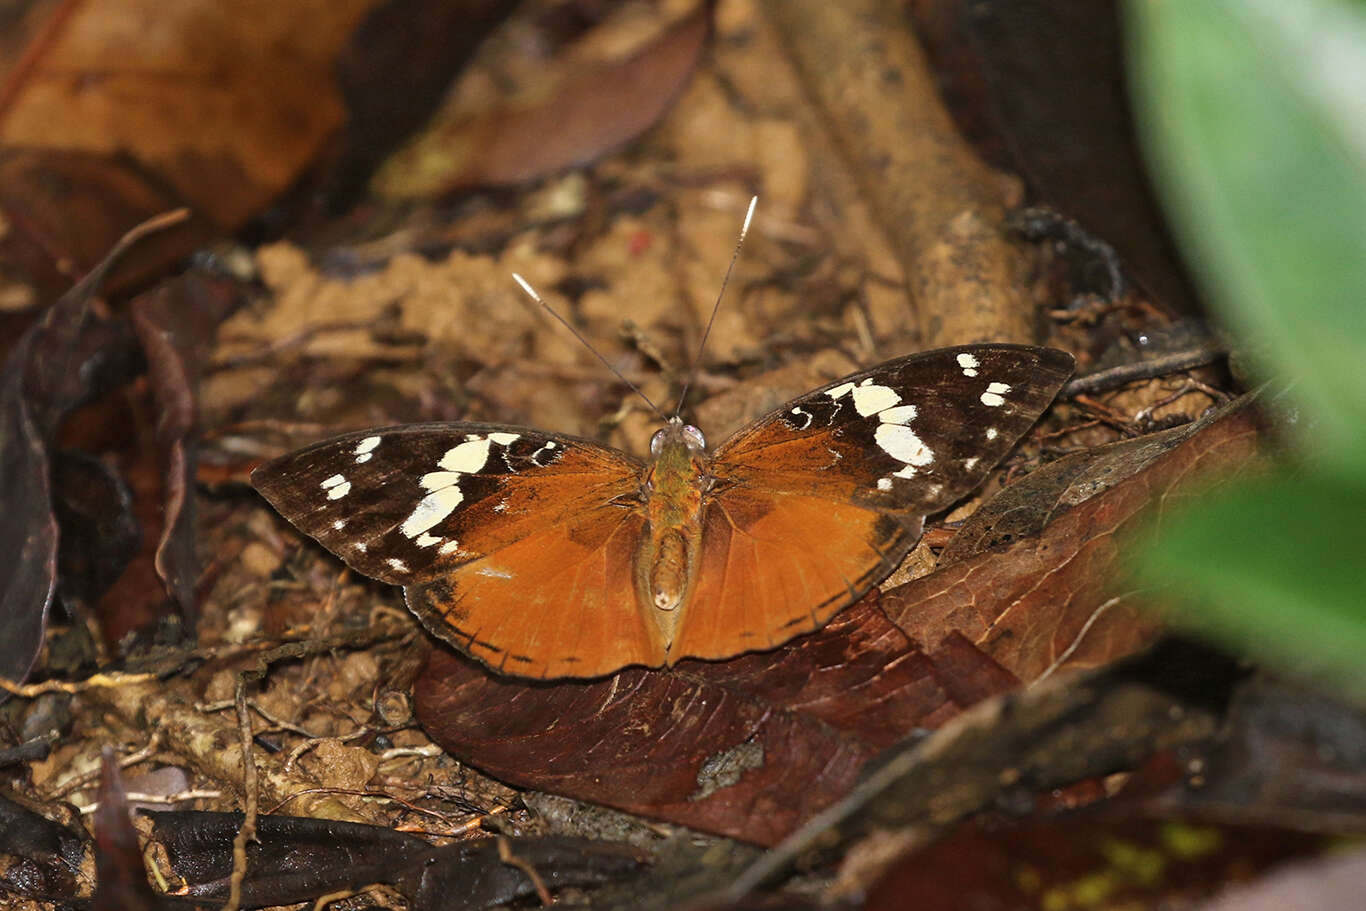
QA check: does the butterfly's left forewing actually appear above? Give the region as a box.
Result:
[252,423,659,677]
[672,345,1074,661]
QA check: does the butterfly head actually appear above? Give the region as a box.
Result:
[649,417,707,457]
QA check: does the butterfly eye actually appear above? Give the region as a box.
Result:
[649,429,667,456]
[682,425,707,451]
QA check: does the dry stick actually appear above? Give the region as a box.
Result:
[498,836,553,907]
[759,0,1033,346]
[223,678,260,911]
[1061,345,1226,398]
[0,671,157,697]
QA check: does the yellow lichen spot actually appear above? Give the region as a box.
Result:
[1070,870,1120,906]
[1013,863,1043,894]
[1101,837,1166,885]
[1159,822,1224,859]
[1041,887,1071,911]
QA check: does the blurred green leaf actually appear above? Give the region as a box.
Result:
[1136,475,1366,695]
[1127,0,1366,471]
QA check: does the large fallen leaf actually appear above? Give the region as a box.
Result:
[415,597,1017,845]
[883,401,1263,680]
[373,2,713,197]
[0,215,177,683]
[0,0,377,228]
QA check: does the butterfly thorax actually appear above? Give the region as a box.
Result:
[636,418,710,653]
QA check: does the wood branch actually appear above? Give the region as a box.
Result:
[758,0,1035,346]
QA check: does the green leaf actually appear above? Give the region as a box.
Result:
[1136,475,1366,696]
[1127,0,1366,471]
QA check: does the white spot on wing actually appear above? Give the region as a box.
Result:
[476,566,513,579]
[354,436,381,463]
[321,474,346,488]
[354,542,367,553]
[851,379,900,416]
[876,423,934,467]
[438,540,462,555]
[957,352,979,377]
[387,558,407,572]
[332,519,346,530]
[986,427,999,440]
[981,381,1012,408]
[879,404,917,425]
[415,533,442,548]
[439,437,492,473]
[326,481,351,500]
[420,471,461,491]
[488,432,520,446]
[826,381,855,400]
[892,465,919,479]
[963,457,980,470]
[401,486,464,538]
[877,477,893,491]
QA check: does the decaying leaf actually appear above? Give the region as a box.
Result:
[373,1,713,197]
[0,216,172,682]
[0,0,378,228]
[884,399,1263,680]
[416,596,1017,845]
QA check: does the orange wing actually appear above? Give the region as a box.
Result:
[671,486,919,661]
[673,345,1075,662]
[252,423,659,678]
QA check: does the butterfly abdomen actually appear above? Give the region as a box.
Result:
[635,421,711,656]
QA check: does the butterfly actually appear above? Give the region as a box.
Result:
[252,344,1073,679]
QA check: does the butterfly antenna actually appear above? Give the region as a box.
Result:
[674,195,757,416]
[512,273,664,420]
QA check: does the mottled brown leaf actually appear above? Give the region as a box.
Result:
[0,215,170,683]
[0,0,378,228]
[374,2,712,197]
[884,402,1263,680]
[416,596,1016,845]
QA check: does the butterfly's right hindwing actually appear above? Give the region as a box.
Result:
[251,423,644,587]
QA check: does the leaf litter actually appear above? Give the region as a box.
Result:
[1,1,1353,910]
